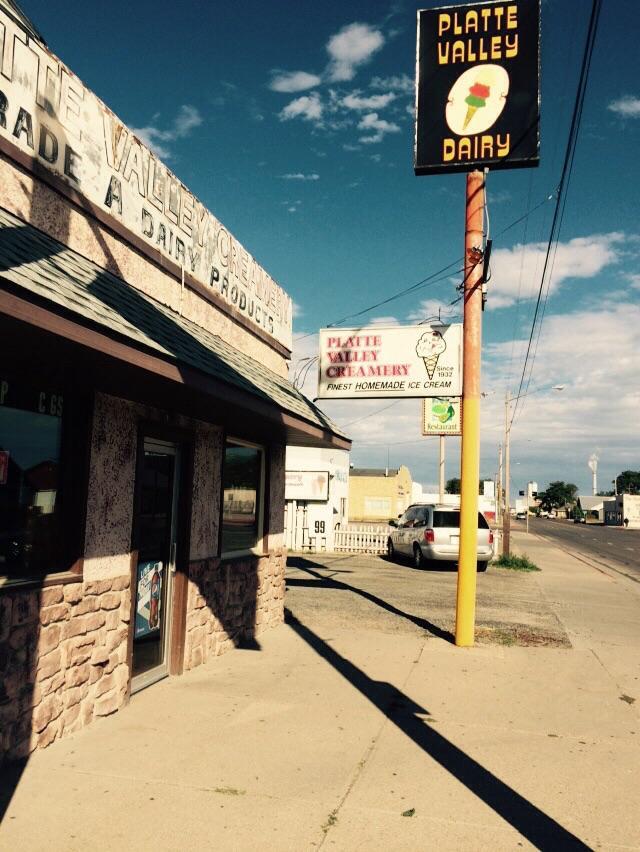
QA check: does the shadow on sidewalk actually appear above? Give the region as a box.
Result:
[284,608,590,850]
[287,557,454,643]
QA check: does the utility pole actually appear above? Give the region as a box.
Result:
[455,169,484,648]
[497,443,503,529]
[439,435,445,504]
[503,391,511,556]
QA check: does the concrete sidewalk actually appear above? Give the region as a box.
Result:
[1,532,639,851]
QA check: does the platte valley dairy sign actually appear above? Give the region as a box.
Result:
[0,9,292,349]
[414,0,540,175]
[317,324,462,399]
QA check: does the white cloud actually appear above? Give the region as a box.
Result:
[269,70,322,93]
[281,199,302,213]
[358,112,400,143]
[279,92,323,122]
[293,302,640,493]
[487,190,512,204]
[131,104,202,159]
[342,91,396,110]
[326,23,384,83]
[280,173,320,181]
[628,273,640,290]
[487,232,626,309]
[481,303,640,465]
[367,316,401,325]
[172,105,203,136]
[406,299,461,323]
[370,74,414,94]
[607,95,640,119]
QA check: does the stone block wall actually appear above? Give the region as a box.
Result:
[0,576,131,763]
[184,550,286,671]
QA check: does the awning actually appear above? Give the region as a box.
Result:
[0,207,349,450]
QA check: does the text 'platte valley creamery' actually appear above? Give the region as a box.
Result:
[317,325,462,399]
[414,0,540,175]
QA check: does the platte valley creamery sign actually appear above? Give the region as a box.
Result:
[317,324,462,399]
[414,0,540,175]
[0,9,292,349]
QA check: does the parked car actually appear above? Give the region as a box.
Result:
[573,515,586,524]
[515,511,527,520]
[387,504,493,570]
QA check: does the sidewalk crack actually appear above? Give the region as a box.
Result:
[316,637,429,848]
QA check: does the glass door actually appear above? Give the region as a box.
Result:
[131,437,180,693]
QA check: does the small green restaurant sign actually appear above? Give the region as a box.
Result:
[422,397,462,435]
[414,0,540,175]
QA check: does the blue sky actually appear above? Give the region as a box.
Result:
[24,0,640,495]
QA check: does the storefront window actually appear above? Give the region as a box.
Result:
[0,377,64,578]
[221,441,264,554]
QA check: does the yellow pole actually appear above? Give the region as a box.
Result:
[455,169,485,647]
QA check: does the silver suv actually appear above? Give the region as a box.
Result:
[387,504,493,570]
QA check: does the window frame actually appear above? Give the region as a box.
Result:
[0,371,91,589]
[219,436,266,560]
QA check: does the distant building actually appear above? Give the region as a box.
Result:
[349,465,413,523]
[577,496,605,522]
[603,494,640,529]
[284,447,350,552]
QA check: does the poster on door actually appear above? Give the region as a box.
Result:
[135,561,163,638]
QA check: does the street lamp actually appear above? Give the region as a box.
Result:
[502,384,565,555]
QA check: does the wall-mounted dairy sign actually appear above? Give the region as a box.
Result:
[422,397,461,435]
[0,9,292,349]
[285,471,330,501]
[317,324,462,399]
[414,0,540,175]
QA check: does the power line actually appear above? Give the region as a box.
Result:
[292,190,556,346]
[511,0,602,426]
[340,400,400,428]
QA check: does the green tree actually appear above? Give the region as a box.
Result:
[539,481,578,511]
[445,477,490,495]
[615,470,640,494]
[445,477,460,494]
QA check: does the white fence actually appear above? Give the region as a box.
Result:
[333,524,389,554]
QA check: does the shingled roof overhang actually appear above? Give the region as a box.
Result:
[0,208,350,451]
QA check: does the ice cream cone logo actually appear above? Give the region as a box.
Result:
[416,330,446,380]
[445,64,509,137]
[463,67,494,130]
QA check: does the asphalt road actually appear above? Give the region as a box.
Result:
[515,517,640,579]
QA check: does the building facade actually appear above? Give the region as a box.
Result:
[284,447,350,552]
[603,495,640,529]
[348,466,413,523]
[0,6,347,762]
